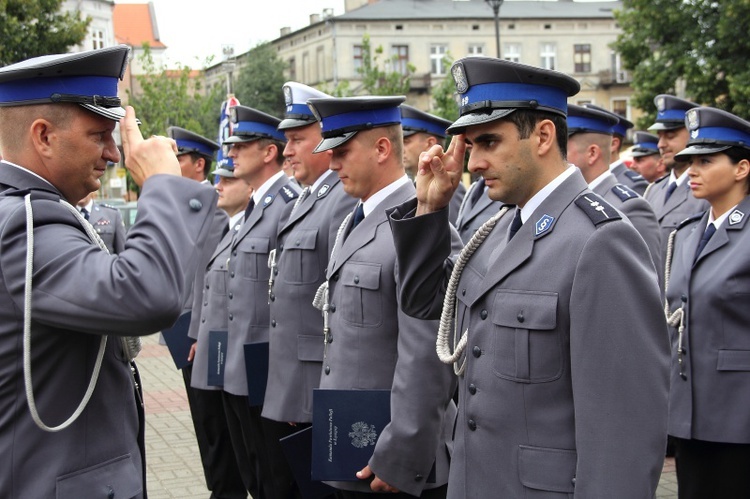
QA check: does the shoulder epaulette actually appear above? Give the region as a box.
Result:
[575,193,622,226]
[278,183,298,203]
[610,184,639,202]
[675,212,705,232]
[100,203,120,210]
[624,170,647,184]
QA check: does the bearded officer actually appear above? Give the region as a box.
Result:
[388,57,669,498]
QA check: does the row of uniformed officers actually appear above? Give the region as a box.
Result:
[0,43,747,499]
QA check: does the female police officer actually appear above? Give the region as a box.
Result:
[665,106,750,498]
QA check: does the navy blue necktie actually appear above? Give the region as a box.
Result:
[244,198,255,221]
[508,208,523,241]
[80,207,90,221]
[664,181,677,201]
[352,203,365,229]
[693,223,716,262]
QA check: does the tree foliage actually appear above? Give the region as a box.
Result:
[233,42,287,117]
[357,33,415,96]
[613,0,750,128]
[127,45,224,139]
[431,53,459,123]
[0,0,90,66]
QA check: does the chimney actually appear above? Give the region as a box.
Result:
[310,13,321,24]
[280,27,291,36]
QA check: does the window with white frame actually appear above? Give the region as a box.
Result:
[391,45,409,75]
[574,44,591,73]
[430,44,448,75]
[540,43,556,70]
[91,29,106,50]
[504,43,521,63]
[353,45,364,72]
[468,44,484,56]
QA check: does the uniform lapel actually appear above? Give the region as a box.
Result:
[660,180,689,218]
[694,197,750,266]
[472,171,587,304]
[283,171,339,232]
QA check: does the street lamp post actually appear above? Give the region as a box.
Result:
[485,0,505,58]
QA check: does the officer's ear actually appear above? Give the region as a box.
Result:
[535,119,556,158]
[29,118,57,159]
[735,157,750,185]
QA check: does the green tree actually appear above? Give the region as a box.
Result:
[233,42,287,117]
[357,33,415,96]
[612,0,750,128]
[0,0,89,66]
[431,53,459,123]
[127,44,224,139]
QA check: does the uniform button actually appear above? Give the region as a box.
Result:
[295,239,301,246]
[188,198,202,211]
[205,283,209,289]
[571,476,576,486]
[232,250,237,257]
[517,313,525,323]
[472,346,482,358]
[467,419,477,431]
[324,366,330,375]
[332,274,339,281]
[107,485,115,499]
[461,288,466,296]
[468,384,477,395]
[681,294,688,303]
[228,292,233,299]
[329,304,336,313]
[201,318,206,323]
[269,293,275,302]
[354,276,360,284]
[229,313,233,321]
[414,473,423,482]
[203,301,208,306]
[279,244,284,251]
[480,309,488,320]
[271,320,277,327]
[328,334,333,343]
[231,271,235,278]
[273,268,279,276]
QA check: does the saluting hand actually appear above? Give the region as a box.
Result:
[120,106,181,187]
[415,134,466,216]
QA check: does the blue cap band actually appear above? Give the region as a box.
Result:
[635,141,659,152]
[286,103,315,117]
[460,82,568,115]
[568,115,614,135]
[233,120,285,141]
[177,139,216,157]
[657,109,687,122]
[402,117,447,137]
[321,107,401,135]
[612,123,629,137]
[0,75,118,104]
[690,126,750,146]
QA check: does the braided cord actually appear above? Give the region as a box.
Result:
[437,207,510,375]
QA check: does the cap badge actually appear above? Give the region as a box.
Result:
[284,85,293,107]
[451,63,468,94]
[686,108,700,131]
[656,96,666,112]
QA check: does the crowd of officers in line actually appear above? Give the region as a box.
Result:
[0,44,748,499]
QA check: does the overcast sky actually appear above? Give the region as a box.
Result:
[142,0,346,68]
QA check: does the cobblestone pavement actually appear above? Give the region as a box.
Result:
[137,334,679,498]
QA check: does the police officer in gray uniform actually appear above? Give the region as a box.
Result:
[665,106,750,498]
[263,82,356,497]
[645,95,709,271]
[631,131,665,183]
[388,57,669,498]
[584,103,649,195]
[0,45,218,499]
[221,106,300,499]
[77,191,126,254]
[400,104,466,225]
[567,104,662,277]
[307,95,457,498]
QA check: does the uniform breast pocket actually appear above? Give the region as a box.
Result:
[491,290,560,383]
[282,228,320,284]
[237,237,270,281]
[340,262,382,327]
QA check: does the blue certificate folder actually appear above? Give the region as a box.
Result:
[244,342,269,407]
[161,312,194,370]
[311,389,391,481]
[207,330,228,387]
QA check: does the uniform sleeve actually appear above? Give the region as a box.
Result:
[1,175,219,337]
[621,198,663,284]
[112,208,126,254]
[388,199,462,320]
[568,221,669,498]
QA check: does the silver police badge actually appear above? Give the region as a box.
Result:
[656,96,666,112]
[729,209,745,225]
[263,194,274,206]
[283,85,293,107]
[686,108,700,131]
[317,184,330,197]
[452,62,468,94]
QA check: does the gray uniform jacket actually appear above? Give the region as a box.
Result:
[191,225,238,391]
[389,169,669,498]
[320,181,457,497]
[593,173,662,276]
[448,181,466,227]
[645,175,709,277]
[455,179,503,244]
[0,164,218,499]
[263,171,356,423]
[88,202,126,254]
[665,197,750,444]
[611,160,648,196]
[223,175,299,396]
